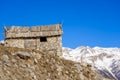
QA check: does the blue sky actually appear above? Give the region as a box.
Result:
[0,0,120,48]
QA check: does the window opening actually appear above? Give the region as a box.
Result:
[40,37,47,42]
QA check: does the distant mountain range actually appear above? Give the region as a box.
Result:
[0,40,4,43]
[63,46,120,80]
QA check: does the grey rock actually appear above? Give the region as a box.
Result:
[16,52,31,60]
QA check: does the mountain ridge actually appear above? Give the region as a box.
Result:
[63,46,120,80]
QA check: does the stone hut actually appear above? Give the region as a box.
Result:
[4,24,63,57]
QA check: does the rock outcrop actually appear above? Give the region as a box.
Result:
[0,45,108,80]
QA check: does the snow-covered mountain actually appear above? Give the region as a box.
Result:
[0,40,4,44]
[63,46,120,80]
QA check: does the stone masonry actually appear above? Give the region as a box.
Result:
[4,24,63,57]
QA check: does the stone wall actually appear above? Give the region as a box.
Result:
[6,31,62,38]
[5,39,24,48]
[5,24,62,38]
[36,36,62,57]
[5,36,62,57]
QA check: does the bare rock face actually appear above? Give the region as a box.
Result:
[0,45,108,80]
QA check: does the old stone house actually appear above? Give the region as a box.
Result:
[4,24,63,57]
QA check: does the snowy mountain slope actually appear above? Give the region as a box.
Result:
[0,40,4,44]
[63,46,120,80]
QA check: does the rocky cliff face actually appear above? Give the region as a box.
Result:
[0,45,108,80]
